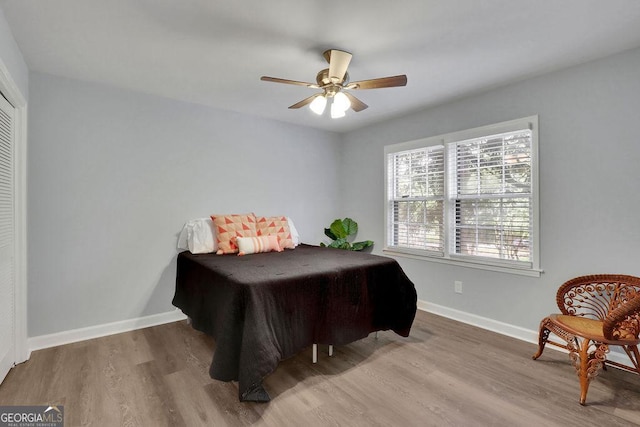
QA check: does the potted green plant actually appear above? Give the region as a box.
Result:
[320,217,373,251]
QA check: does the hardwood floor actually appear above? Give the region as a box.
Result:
[1,311,639,426]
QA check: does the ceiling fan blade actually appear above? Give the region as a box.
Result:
[346,75,407,90]
[288,94,322,109]
[327,49,352,83]
[261,76,318,88]
[343,92,368,112]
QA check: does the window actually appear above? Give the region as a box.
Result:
[388,145,445,254]
[384,116,540,276]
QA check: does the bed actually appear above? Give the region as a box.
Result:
[172,244,417,402]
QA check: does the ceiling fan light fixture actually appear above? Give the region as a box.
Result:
[330,102,346,119]
[333,91,351,112]
[309,95,327,115]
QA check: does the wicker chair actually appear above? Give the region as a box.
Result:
[532,274,640,405]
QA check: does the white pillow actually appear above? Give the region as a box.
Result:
[287,217,300,246]
[177,218,217,254]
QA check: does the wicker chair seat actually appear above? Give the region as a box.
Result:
[549,314,640,346]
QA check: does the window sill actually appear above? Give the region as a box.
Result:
[382,248,543,277]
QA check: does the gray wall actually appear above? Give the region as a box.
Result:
[28,72,342,337]
[0,8,27,99]
[340,47,640,332]
[22,42,640,338]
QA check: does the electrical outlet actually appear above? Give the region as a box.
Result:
[454,281,463,294]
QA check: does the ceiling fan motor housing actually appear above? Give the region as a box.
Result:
[316,69,349,97]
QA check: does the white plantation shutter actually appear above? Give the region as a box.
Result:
[448,130,532,266]
[387,145,445,254]
[0,93,15,383]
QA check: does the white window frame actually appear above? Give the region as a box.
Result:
[384,116,541,277]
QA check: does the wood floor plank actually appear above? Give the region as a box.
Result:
[163,368,222,426]
[1,310,639,426]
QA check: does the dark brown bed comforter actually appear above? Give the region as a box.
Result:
[172,244,417,402]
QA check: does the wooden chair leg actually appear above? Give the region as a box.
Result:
[623,345,640,373]
[570,338,607,405]
[577,339,592,405]
[532,318,551,360]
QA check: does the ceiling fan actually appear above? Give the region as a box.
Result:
[260,49,407,118]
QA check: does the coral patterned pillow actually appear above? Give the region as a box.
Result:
[256,216,295,249]
[211,213,257,255]
[236,235,282,256]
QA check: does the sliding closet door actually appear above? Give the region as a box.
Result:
[0,93,15,383]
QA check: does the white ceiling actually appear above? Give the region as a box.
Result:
[2,0,640,133]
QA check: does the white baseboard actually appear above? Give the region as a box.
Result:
[417,299,630,367]
[25,302,632,369]
[27,309,187,357]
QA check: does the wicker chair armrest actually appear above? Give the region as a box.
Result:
[603,292,640,341]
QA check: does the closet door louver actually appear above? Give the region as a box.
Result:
[0,93,15,383]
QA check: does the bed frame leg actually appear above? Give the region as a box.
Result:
[313,344,334,362]
[375,331,378,339]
